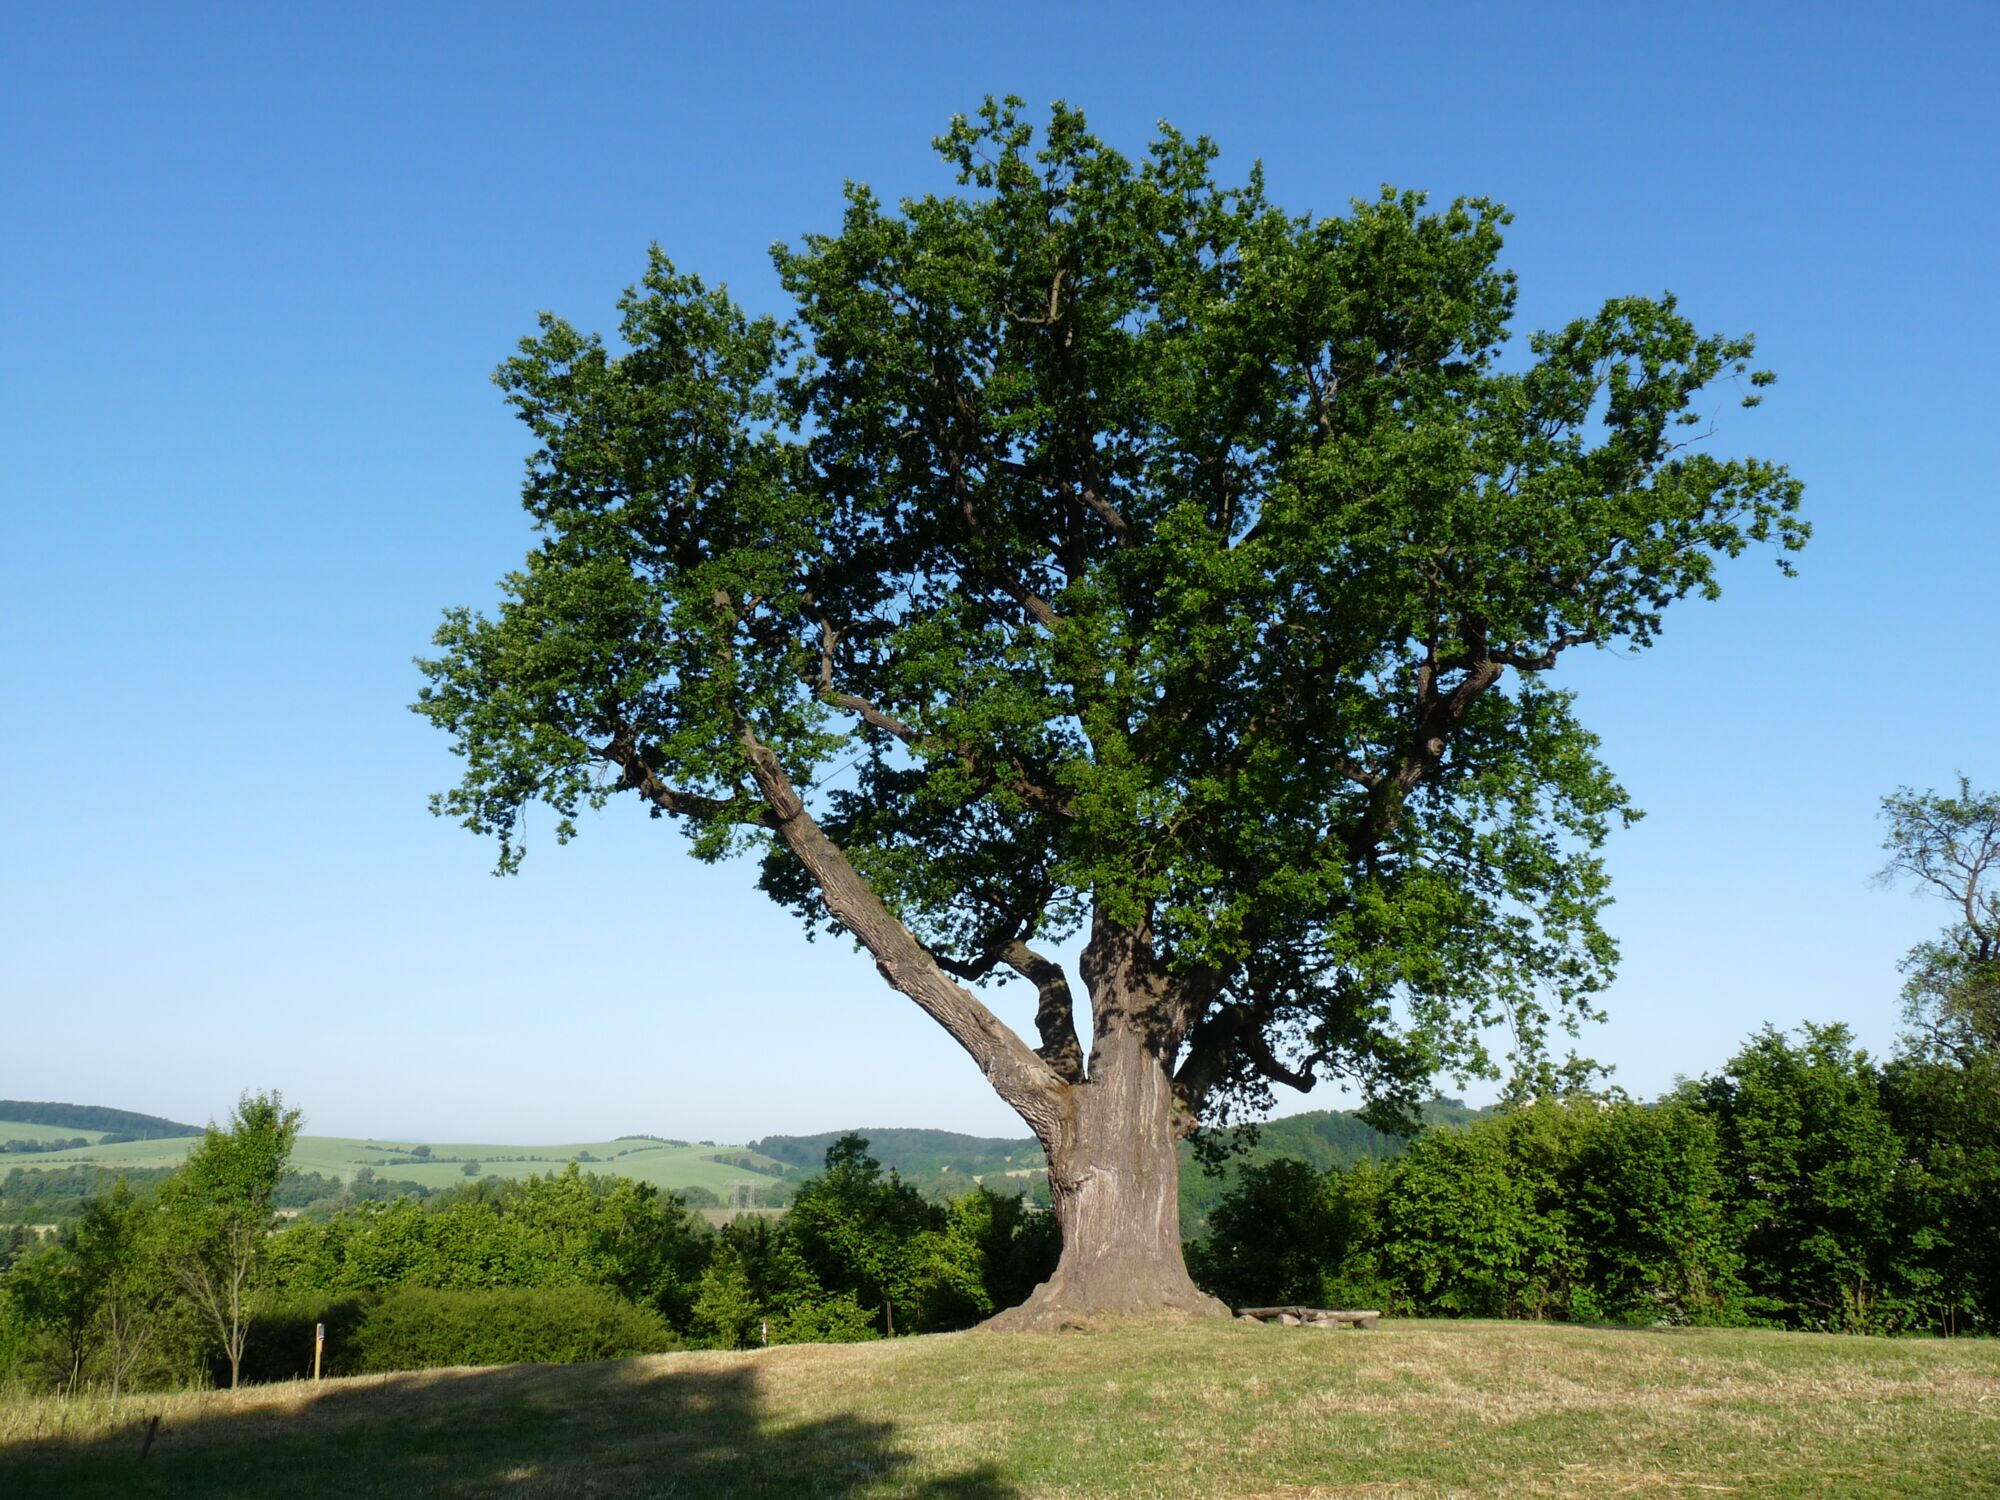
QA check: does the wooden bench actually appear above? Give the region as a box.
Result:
[1237,1305,1380,1329]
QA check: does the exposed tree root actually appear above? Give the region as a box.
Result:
[980,1272,1231,1332]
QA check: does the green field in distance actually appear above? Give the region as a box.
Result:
[0,1121,110,1145]
[9,1134,787,1197]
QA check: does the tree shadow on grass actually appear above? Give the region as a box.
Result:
[0,1354,1018,1499]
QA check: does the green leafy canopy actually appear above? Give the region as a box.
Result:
[416,98,1804,1126]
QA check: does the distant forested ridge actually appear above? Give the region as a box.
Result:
[752,1103,1484,1181]
[1198,1099,1491,1170]
[0,1101,199,1140]
[749,1104,1492,1231]
[1178,1101,1494,1232]
[1,1165,180,1228]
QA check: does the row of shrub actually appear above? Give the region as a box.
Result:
[269,1139,1054,1349]
[1188,1025,2000,1335]
[0,1165,433,1239]
[0,1134,1057,1393]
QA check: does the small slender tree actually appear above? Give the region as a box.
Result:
[1879,777,2000,1062]
[417,100,1804,1324]
[158,1091,301,1389]
[1877,776,2000,1331]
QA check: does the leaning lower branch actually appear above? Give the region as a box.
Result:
[734,723,1072,1137]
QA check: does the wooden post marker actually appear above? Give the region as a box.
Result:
[313,1322,325,1380]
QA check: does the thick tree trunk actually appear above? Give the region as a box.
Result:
[738,735,1222,1329]
[985,1011,1228,1330]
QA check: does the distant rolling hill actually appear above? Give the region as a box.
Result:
[0,1100,199,1140]
[5,1131,794,1200]
[754,1101,1494,1232]
[5,1100,1492,1234]
[749,1128,1045,1178]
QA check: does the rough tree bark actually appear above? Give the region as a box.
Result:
[985,919,1229,1329]
[987,1013,1227,1329]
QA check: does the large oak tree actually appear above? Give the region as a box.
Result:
[417,101,1804,1326]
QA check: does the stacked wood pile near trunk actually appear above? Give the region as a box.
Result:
[1236,1306,1381,1329]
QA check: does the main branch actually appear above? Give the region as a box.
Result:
[733,725,1072,1138]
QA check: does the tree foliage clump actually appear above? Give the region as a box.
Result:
[0,1096,298,1395]
[781,1134,1058,1334]
[270,1164,712,1328]
[1193,1011,2000,1335]
[1686,1025,1905,1330]
[0,1122,1064,1393]
[1879,1048,2000,1333]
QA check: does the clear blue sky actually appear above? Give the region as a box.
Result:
[4,2,1994,1143]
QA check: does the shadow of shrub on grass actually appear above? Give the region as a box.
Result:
[0,1354,1016,1498]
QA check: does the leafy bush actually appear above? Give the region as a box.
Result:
[0,1283,33,1388]
[1688,1025,1912,1331]
[692,1217,880,1348]
[906,1186,1059,1330]
[271,1165,711,1326]
[348,1285,677,1371]
[1374,1106,1589,1319]
[1570,1100,1738,1323]
[1880,1051,2000,1333]
[771,1290,876,1344]
[785,1135,942,1329]
[1192,1100,1741,1324]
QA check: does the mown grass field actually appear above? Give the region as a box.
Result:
[8,1134,788,1197]
[2,1319,1991,1498]
[0,1120,109,1144]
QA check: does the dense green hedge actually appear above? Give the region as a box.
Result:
[1189,1028,2000,1335]
[233,1294,375,1383]
[346,1285,677,1371]
[1191,1099,1736,1324]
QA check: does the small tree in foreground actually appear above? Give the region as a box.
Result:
[417,100,1804,1324]
[158,1091,301,1388]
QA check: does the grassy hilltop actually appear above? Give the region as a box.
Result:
[3,1319,1993,1498]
